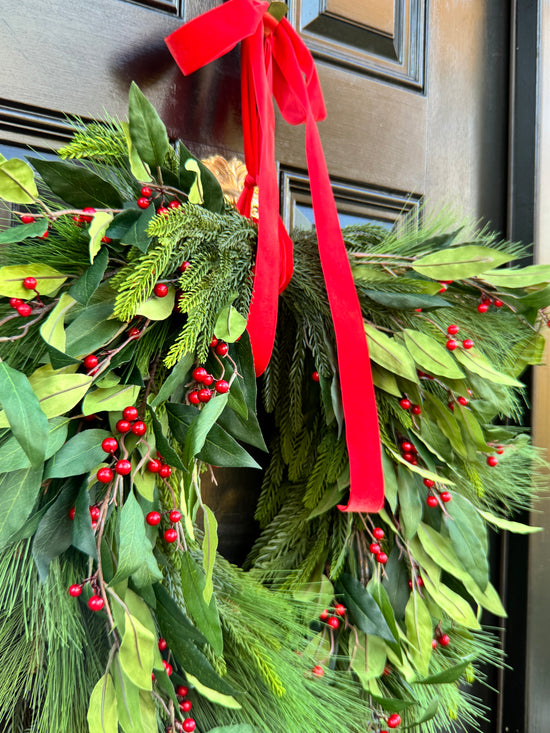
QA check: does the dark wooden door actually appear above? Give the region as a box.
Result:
[0,1,537,731]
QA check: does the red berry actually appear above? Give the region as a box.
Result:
[192,367,208,382]
[373,527,385,539]
[401,442,414,453]
[319,609,329,621]
[457,396,468,406]
[477,302,489,313]
[496,446,504,455]
[115,459,132,475]
[158,637,167,651]
[101,236,112,244]
[462,338,474,349]
[169,200,181,209]
[334,603,346,616]
[116,419,131,433]
[198,389,212,403]
[16,303,32,317]
[21,214,35,223]
[131,421,147,436]
[147,459,161,473]
[202,374,214,386]
[312,665,324,677]
[448,401,455,411]
[387,713,401,729]
[209,337,218,348]
[440,491,452,502]
[88,595,104,611]
[447,324,459,335]
[23,276,37,290]
[163,660,173,676]
[102,437,118,453]
[89,506,101,521]
[122,405,138,421]
[137,197,150,209]
[128,327,141,339]
[140,186,152,197]
[157,206,170,216]
[402,452,414,463]
[411,404,422,415]
[39,229,49,239]
[369,542,381,554]
[426,495,438,507]
[399,398,411,410]
[176,686,189,698]
[164,528,178,543]
[439,633,450,647]
[215,341,229,356]
[487,455,498,467]
[494,299,503,308]
[153,283,169,298]
[423,478,435,488]
[68,584,82,597]
[432,639,438,649]
[188,390,200,405]
[312,371,320,382]
[179,261,190,272]
[182,720,196,733]
[169,510,181,523]
[83,354,99,370]
[9,297,22,308]
[97,467,114,484]
[327,616,340,629]
[180,700,192,712]
[68,507,76,520]
[146,511,162,526]
[377,552,388,564]
[81,207,96,223]
[159,464,172,479]
[446,339,458,351]
[215,379,230,394]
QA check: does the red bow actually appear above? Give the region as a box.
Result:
[166,0,384,512]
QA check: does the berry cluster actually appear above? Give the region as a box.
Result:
[146,507,181,544]
[368,526,388,564]
[67,579,105,612]
[423,478,452,508]
[399,440,417,466]
[115,405,148,436]
[477,294,504,313]
[68,503,101,529]
[445,324,474,351]
[398,398,421,415]
[432,629,451,649]
[187,356,230,405]
[137,185,182,213]
[318,601,346,631]
[7,275,44,318]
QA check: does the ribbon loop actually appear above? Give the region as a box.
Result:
[166,0,385,512]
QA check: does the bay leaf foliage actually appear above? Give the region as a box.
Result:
[0,86,547,733]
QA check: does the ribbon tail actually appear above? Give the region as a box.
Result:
[305,117,384,513]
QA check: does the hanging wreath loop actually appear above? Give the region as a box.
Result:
[166,0,385,512]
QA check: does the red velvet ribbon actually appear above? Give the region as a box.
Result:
[166,0,384,512]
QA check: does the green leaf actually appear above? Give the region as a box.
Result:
[361,289,450,310]
[174,637,235,695]
[106,209,143,239]
[0,219,48,243]
[0,361,49,467]
[444,494,489,591]
[207,727,254,733]
[0,158,38,203]
[518,284,550,308]
[185,674,242,709]
[397,468,423,540]
[30,157,123,208]
[412,245,513,280]
[119,614,155,691]
[0,466,44,551]
[111,491,158,585]
[382,546,414,620]
[32,477,81,580]
[478,508,542,534]
[87,674,118,733]
[69,247,110,305]
[121,120,152,182]
[135,286,175,319]
[402,329,465,379]
[182,393,229,466]
[44,428,110,478]
[202,504,218,604]
[128,82,170,169]
[113,664,143,733]
[65,302,122,357]
[404,593,433,676]
[335,573,397,642]
[364,323,418,382]
[0,263,67,298]
[40,292,76,352]
[421,392,466,459]
[121,203,155,253]
[414,698,440,725]
[72,478,98,560]
[372,365,401,397]
[418,657,475,685]
[153,583,208,646]
[178,144,224,214]
[454,347,523,387]
[350,632,386,687]
[181,551,223,654]
[88,212,114,262]
[167,404,261,469]
[369,581,402,660]
[9,370,92,422]
[148,407,186,471]
[422,574,481,628]
[455,404,491,456]
[0,416,68,473]
[214,306,248,342]
[184,158,204,204]
[82,384,140,416]
[483,264,550,288]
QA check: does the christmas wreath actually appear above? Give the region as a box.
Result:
[0,84,548,733]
